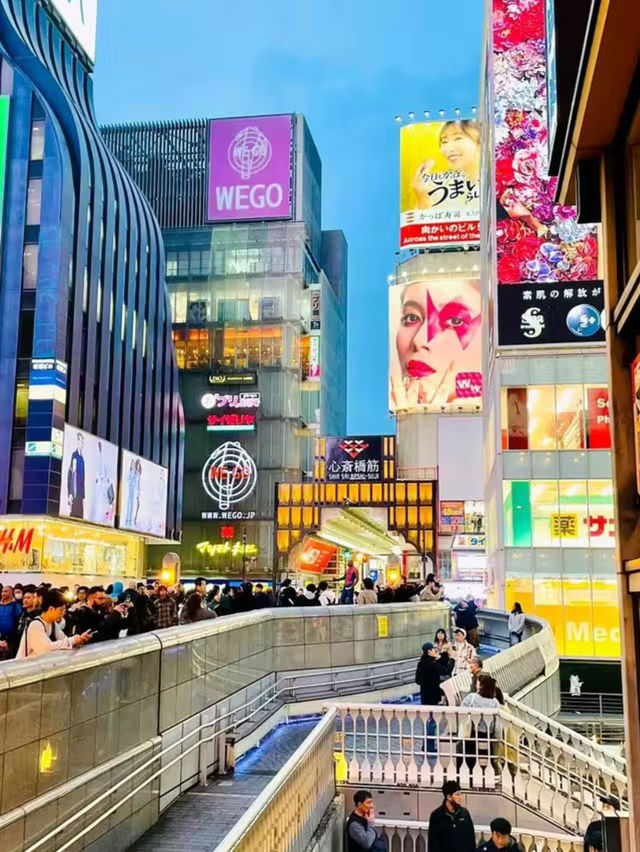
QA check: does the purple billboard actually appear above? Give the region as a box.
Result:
[207,114,293,222]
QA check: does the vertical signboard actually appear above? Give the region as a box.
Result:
[207,114,293,222]
[399,119,481,250]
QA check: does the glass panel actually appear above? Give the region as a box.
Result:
[530,480,559,547]
[26,178,42,226]
[528,386,556,450]
[555,385,584,449]
[505,387,528,449]
[22,244,38,290]
[30,120,45,161]
[587,480,615,548]
[558,480,588,547]
[585,386,611,449]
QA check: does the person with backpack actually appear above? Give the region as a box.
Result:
[16,589,91,658]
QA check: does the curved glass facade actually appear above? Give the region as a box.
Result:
[0,1,184,555]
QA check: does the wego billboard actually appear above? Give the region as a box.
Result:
[399,120,481,250]
[389,280,482,413]
[207,115,293,222]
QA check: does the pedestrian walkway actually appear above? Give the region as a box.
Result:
[129,717,319,851]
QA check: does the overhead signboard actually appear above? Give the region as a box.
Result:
[399,119,481,250]
[201,391,260,432]
[59,425,118,527]
[497,283,605,346]
[208,371,257,386]
[389,279,482,413]
[119,451,168,539]
[207,114,293,222]
[440,501,465,534]
[325,437,384,483]
[46,0,98,64]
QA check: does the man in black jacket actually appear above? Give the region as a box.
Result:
[415,642,448,705]
[428,780,476,852]
[583,795,619,852]
[70,587,127,642]
[346,790,387,851]
[477,818,524,851]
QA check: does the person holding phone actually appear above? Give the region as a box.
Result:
[16,589,91,658]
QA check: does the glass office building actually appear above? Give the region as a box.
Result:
[104,116,348,576]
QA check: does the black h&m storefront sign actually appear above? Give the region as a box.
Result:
[325,437,383,482]
[498,281,605,346]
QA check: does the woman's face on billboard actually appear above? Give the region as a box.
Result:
[440,126,479,178]
[396,280,481,386]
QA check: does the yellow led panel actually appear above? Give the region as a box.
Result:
[277,507,290,527]
[419,482,433,502]
[303,483,314,504]
[279,484,291,505]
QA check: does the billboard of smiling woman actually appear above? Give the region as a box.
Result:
[389,279,483,413]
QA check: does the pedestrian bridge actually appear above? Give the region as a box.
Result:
[0,602,625,851]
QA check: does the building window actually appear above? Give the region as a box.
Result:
[25,178,42,226]
[22,244,38,290]
[14,381,28,424]
[185,329,209,369]
[166,252,178,277]
[29,120,45,161]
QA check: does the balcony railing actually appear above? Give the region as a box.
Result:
[331,702,628,835]
[378,819,582,852]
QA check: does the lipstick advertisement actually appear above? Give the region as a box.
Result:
[388,279,482,413]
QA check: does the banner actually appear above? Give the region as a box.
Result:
[439,501,465,533]
[119,451,168,538]
[389,279,482,413]
[59,425,118,527]
[399,120,480,250]
[586,387,610,449]
[497,282,605,346]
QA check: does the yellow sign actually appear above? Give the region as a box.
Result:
[377,615,389,638]
[195,540,259,557]
[551,512,578,538]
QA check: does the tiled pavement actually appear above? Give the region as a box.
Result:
[129,717,319,851]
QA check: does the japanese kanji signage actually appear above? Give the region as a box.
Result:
[310,289,321,331]
[399,120,481,250]
[551,513,578,539]
[325,436,384,483]
[497,282,605,346]
[201,392,260,432]
[439,501,465,534]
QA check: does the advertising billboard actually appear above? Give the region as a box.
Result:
[492,0,598,287]
[399,120,481,250]
[46,0,98,63]
[389,280,482,413]
[119,451,168,538]
[325,437,384,483]
[439,501,465,534]
[207,114,293,222]
[497,282,604,346]
[201,391,260,432]
[59,425,118,527]
[201,441,258,520]
[308,335,321,380]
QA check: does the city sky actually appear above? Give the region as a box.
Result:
[94,0,484,435]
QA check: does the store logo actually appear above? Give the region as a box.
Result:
[228,126,272,179]
[566,303,601,338]
[520,307,545,339]
[338,439,370,459]
[202,442,257,510]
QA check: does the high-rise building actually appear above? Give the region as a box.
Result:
[480,0,617,658]
[103,115,348,576]
[0,0,183,584]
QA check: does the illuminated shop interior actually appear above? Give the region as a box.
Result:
[0,517,144,583]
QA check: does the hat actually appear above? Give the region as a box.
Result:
[442,780,461,797]
[422,642,435,653]
[599,794,620,810]
[454,627,467,638]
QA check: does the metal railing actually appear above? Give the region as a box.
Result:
[331,702,628,835]
[505,696,627,773]
[378,819,582,852]
[215,708,337,851]
[560,691,625,716]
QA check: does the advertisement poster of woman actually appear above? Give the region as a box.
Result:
[399,119,481,250]
[389,279,482,413]
[119,450,168,538]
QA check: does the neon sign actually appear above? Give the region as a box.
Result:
[207,414,256,432]
[202,442,258,510]
[0,526,35,554]
[202,393,260,432]
[201,392,260,410]
[196,540,259,557]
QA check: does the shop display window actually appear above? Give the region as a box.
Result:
[501,385,610,450]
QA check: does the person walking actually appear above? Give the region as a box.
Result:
[415,642,448,705]
[454,598,479,647]
[427,780,476,852]
[476,817,525,851]
[357,578,378,605]
[346,789,388,851]
[452,628,475,675]
[508,602,525,644]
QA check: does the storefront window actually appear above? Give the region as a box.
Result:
[528,386,556,450]
[557,480,588,547]
[172,329,186,369]
[555,386,584,449]
[530,480,559,546]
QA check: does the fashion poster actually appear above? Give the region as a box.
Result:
[59,425,118,527]
[119,450,168,538]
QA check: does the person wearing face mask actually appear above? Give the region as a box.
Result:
[428,780,476,852]
[390,278,482,411]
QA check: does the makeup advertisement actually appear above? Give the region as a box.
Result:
[388,279,482,413]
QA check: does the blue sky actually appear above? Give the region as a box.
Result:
[94,0,484,435]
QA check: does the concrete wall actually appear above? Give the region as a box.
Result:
[0,602,449,852]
